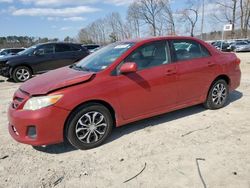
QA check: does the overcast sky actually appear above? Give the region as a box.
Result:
[0,0,223,39]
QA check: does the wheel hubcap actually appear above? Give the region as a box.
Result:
[212,83,227,105]
[16,69,30,81]
[75,111,107,144]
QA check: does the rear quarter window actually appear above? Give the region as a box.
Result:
[71,44,82,51]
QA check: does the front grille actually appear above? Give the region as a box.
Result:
[14,97,24,103]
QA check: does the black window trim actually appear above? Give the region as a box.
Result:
[169,39,211,63]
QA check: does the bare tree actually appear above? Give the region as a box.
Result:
[136,0,165,36]
[181,7,199,37]
[78,28,93,44]
[107,12,128,41]
[161,0,176,35]
[213,0,238,38]
[240,0,250,38]
[127,2,142,37]
[78,12,128,44]
[95,18,108,44]
[200,0,205,39]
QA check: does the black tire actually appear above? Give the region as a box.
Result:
[204,79,229,110]
[12,66,32,82]
[66,103,113,150]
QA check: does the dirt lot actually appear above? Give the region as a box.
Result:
[0,53,250,188]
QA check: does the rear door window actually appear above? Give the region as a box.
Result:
[171,40,210,62]
[55,44,72,53]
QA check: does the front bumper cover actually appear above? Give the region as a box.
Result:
[0,64,11,77]
[7,89,70,146]
[8,104,70,146]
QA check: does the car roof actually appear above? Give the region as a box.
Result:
[38,42,82,46]
[121,36,220,55]
[0,48,25,50]
[124,36,205,44]
[83,44,100,46]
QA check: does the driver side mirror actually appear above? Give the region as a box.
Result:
[120,62,138,74]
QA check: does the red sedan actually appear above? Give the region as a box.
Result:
[8,37,241,150]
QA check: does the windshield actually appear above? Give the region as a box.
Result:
[18,45,37,55]
[75,42,135,72]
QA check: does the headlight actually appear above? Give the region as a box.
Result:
[23,95,63,110]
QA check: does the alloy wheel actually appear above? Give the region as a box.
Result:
[212,83,227,105]
[16,68,30,82]
[75,111,107,144]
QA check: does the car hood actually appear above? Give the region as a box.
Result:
[20,66,95,95]
[0,54,27,61]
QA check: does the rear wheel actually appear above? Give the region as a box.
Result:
[66,103,113,150]
[12,66,32,82]
[204,79,229,109]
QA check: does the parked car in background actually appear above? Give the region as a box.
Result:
[0,42,89,82]
[229,41,250,52]
[211,41,231,52]
[83,44,100,53]
[8,36,241,150]
[0,48,25,58]
[90,47,101,53]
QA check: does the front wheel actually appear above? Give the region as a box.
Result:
[204,79,229,110]
[66,103,113,150]
[12,66,32,82]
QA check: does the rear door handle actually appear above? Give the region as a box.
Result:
[165,69,177,76]
[207,62,216,67]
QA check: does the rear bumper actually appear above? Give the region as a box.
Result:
[8,105,70,146]
[229,69,241,91]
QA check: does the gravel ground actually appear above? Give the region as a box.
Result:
[0,53,250,188]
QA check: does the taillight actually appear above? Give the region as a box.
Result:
[235,58,241,65]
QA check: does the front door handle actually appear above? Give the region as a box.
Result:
[165,69,177,76]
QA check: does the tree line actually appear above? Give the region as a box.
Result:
[1,0,250,48]
[78,0,250,44]
[0,36,75,49]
